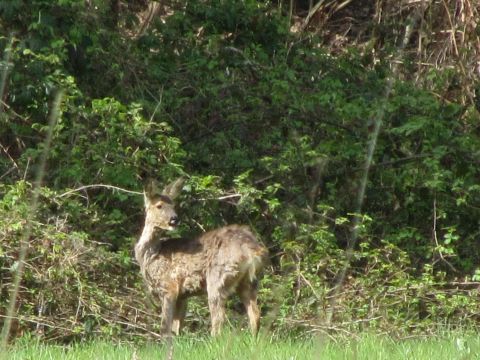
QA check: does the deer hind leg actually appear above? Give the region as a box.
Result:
[208,294,227,336]
[172,298,187,335]
[238,279,260,335]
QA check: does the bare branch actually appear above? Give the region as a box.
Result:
[196,194,242,202]
[56,184,143,198]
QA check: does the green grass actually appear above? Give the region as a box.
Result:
[4,332,480,359]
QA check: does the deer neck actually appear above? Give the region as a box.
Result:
[135,223,166,268]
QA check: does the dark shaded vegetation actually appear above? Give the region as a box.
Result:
[1,0,480,341]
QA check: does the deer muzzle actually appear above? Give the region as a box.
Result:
[169,216,179,227]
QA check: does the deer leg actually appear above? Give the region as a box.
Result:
[172,298,187,335]
[207,291,226,336]
[238,281,260,335]
[160,293,177,335]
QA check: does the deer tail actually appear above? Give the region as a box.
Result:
[247,246,268,283]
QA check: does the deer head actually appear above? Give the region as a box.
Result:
[144,178,184,231]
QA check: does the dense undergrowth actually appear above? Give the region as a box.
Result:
[1,0,480,342]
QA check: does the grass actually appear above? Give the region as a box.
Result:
[4,332,480,360]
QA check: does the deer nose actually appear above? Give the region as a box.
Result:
[169,216,179,227]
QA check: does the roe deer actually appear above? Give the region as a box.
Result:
[134,178,268,336]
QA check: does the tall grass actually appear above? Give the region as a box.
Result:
[5,333,480,360]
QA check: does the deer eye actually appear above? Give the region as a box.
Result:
[156,203,163,209]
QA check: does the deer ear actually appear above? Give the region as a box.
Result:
[144,179,160,206]
[162,177,185,199]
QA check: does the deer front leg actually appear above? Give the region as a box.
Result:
[160,293,177,335]
[172,298,187,335]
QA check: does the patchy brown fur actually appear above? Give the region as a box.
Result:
[135,179,268,336]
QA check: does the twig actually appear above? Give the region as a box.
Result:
[0,99,31,122]
[0,314,72,333]
[224,46,266,70]
[432,196,458,272]
[23,157,30,180]
[299,271,321,301]
[0,142,19,170]
[450,281,480,286]
[0,35,13,114]
[196,194,242,202]
[0,166,16,180]
[301,0,326,31]
[58,185,243,207]
[365,153,432,170]
[286,318,357,337]
[192,219,206,233]
[441,0,459,57]
[56,184,143,198]
[149,86,164,123]
[96,318,163,339]
[254,175,274,185]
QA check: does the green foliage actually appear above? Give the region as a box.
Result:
[0,181,149,341]
[1,0,480,341]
